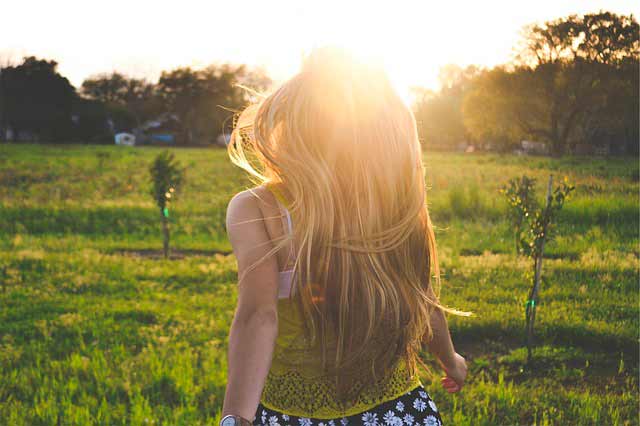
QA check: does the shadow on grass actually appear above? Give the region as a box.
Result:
[452,323,638,362]
[109,248,232,260]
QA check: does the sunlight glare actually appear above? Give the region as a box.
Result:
[296,1,443,101]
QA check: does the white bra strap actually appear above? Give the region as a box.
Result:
[283,207,293,236]
[278,204,295,262]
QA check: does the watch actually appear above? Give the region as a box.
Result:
[220,414,253,426]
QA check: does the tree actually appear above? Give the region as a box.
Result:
[157,64,272,145]
[157,67,205,145]
[513,11,639,155]
[500,175,539,255]
[463,12,639,156]
[501,175,574,365]
[81,72,129,104]
[461,67,525,152]
[516,11,639,67]
[149,151,186,259]
[81,72,161,129]
[70,97,111,143]
[0,56,76,142]
[412,64,480,150]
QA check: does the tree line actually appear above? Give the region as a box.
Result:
[0,59,271,145]
[413,11,639,156]
[0,10,637,155]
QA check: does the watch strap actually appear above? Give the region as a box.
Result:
[220,414,253,426]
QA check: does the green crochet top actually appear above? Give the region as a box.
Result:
[260,182,422,419]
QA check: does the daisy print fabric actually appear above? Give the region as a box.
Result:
[253,385,442,426]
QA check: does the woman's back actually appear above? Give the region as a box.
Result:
[256,183,424,419]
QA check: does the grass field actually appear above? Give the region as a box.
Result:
[0,143,638,425]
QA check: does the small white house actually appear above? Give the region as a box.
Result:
[115,133,136,146]
[521,140,549,155]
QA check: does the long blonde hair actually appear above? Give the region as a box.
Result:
[228,47,472,400]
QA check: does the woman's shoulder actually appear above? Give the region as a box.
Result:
[227,184,277,210]
[226,185,278,224]
[225,185,280,243]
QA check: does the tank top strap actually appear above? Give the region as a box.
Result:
[283,206,293,236]
[266,182,295,261]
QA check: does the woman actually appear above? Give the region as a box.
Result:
[221,47,472,426]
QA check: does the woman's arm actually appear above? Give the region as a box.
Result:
[221,190,280,421]
[422,284,467,393]
[425,307,456,370]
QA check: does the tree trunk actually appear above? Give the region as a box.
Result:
[526,175,553,365]
[162,212,170,259]
[526,255,542,364]
[550,143,564,158]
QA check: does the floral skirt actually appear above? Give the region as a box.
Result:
[254,384,442,426]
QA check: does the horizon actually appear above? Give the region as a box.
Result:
[2,0,638,98]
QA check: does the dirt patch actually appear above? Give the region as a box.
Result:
[459,248,501,256]
[112,248,232,260]
[542,252,580,261]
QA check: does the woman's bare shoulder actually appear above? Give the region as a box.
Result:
[228,184,277,211]
[226,185,278,228]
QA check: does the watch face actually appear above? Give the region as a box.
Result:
[221,416,237,426]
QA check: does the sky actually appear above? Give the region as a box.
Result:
[1,0,637,97]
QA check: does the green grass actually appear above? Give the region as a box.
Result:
[0,144,638,425]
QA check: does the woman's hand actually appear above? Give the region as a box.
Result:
[440,352,467,393]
